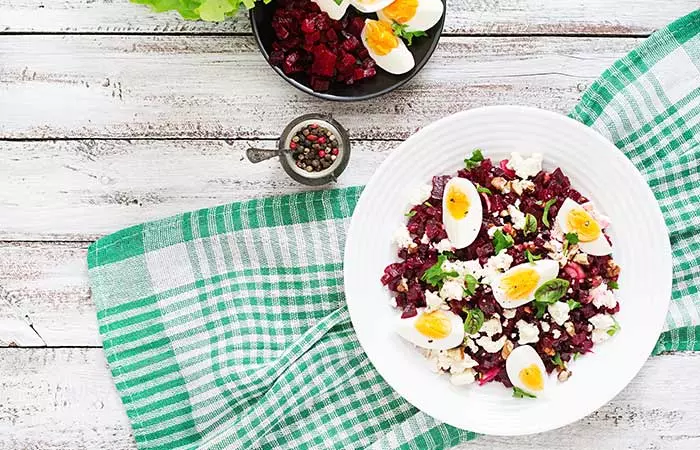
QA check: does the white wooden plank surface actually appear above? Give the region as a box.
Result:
[0,348,698,449]
[1,0,697,35]
[0,35,642,140]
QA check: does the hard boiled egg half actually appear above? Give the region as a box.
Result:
[396,309,464,350]
[506,345,548,397]
[361,19,415,75]
[491,260,559,308]
[351,0,396,13]
[377,0,444,32]
[555,198,612,256]
[442,177,483,249]
[312,0,350,20]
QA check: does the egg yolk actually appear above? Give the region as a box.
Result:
[381,0,419,24]
[364,20,399,56]
[446,185,471,220]
[500,268,540,301]
[414,311,452,339]
[566,209,601,242]
[519,364,544,391]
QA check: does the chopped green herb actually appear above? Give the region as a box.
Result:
[512,387,537,399]
[391,22,428,46]
[405,210,417,217]
[464,274,478,296]
[477,185,492,195]
[524,213,538,236]
[441,251,456,259]
[463,308,485,335]
[421,255,458,288]
[607,317,621,336]
[493,228,514,254]
[567,299,582,310]
[542,198,557,228]
[573,352,582,361]
[424,201,432,207]
[534,302,547,319]
[464,149,485,170]
[565,232,579,245]
[608,280,620,290]
[534,278,570,304]
[552,353,564,368]
[525,249,542,263]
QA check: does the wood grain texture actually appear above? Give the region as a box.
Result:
[0,0,697,35]
[0,35,642,140]
[0,348,698,449]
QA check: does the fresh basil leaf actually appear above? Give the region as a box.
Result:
[525,249,542,263]
[552,353,564,368]
[512,387,537,399]
[405,210,417,217]
[608,280,619,290]
[524,213,537,236]
[566,299,581,310]
[534,278,569,304]
[464,274,478,296]
[493,228,514,254]
[464,149,485,170]
[463,308,485,335]
[534,302,547,319]
[421,255,458,287]
[542,198,557,228]
[477,185,492,195]
[607,317,621,336]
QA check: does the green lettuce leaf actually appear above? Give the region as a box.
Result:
[131,0,268,21]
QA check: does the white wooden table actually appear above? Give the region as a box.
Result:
[1,1,699,448]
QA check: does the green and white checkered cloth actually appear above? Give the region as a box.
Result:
[88,11,700,450]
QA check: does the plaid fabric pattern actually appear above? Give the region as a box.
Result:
[88,11,699,450]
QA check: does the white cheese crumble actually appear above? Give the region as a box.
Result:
[502,309,517,319]
[440,279,464,301]
[589,283,618,309]
[425,290,444,311]
[476,335,507,353]
[420,233,430,245]
[548,301,571,326]
[592,329,610,344]
[552,329,562,339]
[480,317,502,337]
[442,259,484,281]
[487,226,501,238]
[510,179,535,195]
[426,348,478,373]
[544,239,567,267]
[507,204,527,230]
[392,226,413,249]
[434,238,454,253]
[507,152,543,179]
[464,337,479,353]
[409,183,433,206]
[483,251,514,283]
[450,369,476,386]
[516,320,540,344]
[589,314,615,330]
[540,321,551,332]
[573,252,590,265]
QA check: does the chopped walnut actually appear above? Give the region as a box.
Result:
[491,177,508,192]
[543,346,556,356]
[407,243,418,254]
[396,278,408,293]
[573,253,589,265]
[501,339,514,359]
[564,321,576,336]
[607,259,621,278]
[557,368,572,382]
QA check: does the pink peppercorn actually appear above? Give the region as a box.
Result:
[318,150,326,158]
[331,148,339,156]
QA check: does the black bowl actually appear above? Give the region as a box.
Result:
[249,1,446,101]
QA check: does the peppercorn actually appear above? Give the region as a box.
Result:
[288,122,341,174]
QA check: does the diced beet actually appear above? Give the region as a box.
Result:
[326,28,338,42]
[342,34,360,51]
[353,67,376,80]
[311,45,337,77]
[304,30,321,45]
[310,77,331,92]
[357,48,370,59]
[401,304,417,318]
[431,175,452,199]
[348,16,365,37]
[336,52,356,73]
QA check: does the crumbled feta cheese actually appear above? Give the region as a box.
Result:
[426,348,479,373]
[480,317,502,337]
[476,335,507,353]
[544,239,567,267]
[442,259,484,280]
[420,233,430,245]
[450,369,476,386]
[540,321,551,332]
[592,329,611,344]
[502,319,509,327]
[483,251,514,283]
[389,296,397,308]
[516,320,540,345]
[589,314,615,330]
[552,329,561,339]
[573,252,589,265]
[510,179,536,195]
[425,290,444,311]
[464,337,479,353]
[548,302,571,326]
[507,204,527,230]
[392,226,413,248]
[551,221,565,242]
[434,238,454,253]
[502,309,517,319]
[506,152,543,179]
[409,183,433,206]
[440,279,464,301]
[487,226,501,238]
[589,284,618,309]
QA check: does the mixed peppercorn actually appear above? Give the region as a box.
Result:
[289,123,340,172]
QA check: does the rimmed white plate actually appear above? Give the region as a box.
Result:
[344,106,672,435]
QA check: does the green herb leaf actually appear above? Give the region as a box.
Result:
[421,255,458,288]
[477,185,492,195]
[464,149,485,170]
[534,302,547,319]
[565,232,580,245]
[405,210,417,217]
[464,274,478,296]
[542,198,557,228]
[391,22,428,46]
[525,249,542,263]
[608,280,620,290]
[512,387,537,399]
[463,308,485,335]
[524,213,538,236]
[441,251,456,259]
[573,352,582,361]
[607,317,621,336]
[534,278,570,304]
[493,228,514,254]
[424,201,432,207]
[567,299,582,310]
[132,0,253,21]
[552,353,564,368]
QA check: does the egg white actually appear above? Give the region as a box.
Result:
[312,0,351,20]
[377,0,444,32]
[351,0,396,13]
[506,344,548,397]
[491,259,559,308]
[360,20,415,75]
[395,309,464,350]
[556,198,612,256]
[442,177,483,249]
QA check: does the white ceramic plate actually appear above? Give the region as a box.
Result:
[344,106,672,436]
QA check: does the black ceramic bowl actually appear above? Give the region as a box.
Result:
[250,1,446,101]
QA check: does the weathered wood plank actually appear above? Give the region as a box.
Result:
[0,0,697,35]
[0,349,698,449]
[0,35,641,140]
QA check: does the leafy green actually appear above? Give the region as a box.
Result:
[552,353,564,368]
[534,302,547,319]
[524,213,537,236]
[421,255,458,288]
[608,280,620,290]
[542,198,557,228]
[563,232,579,252]
[493,229,514,254]
[477,185,492,195]
[607,317,621,336]
[405,210,417,217]
[534,279,569,304]
[463,308,485,335]
[464,274,478,296]
[131,0,266,21]
[573,352,582,361]
[391,22,429,46]
[512,387,536,399]
[463,149,485,170]
[567,299,582,310]
[525,249,541,263]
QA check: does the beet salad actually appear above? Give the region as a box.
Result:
[381,150,622,398]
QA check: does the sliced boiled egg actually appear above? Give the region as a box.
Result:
[506,345,548,397]
[351,0,396,13]
[312,0,350,20]
[396,309,464,350]
[556,198,612,256]
[492,259,559,308]
[442,177,483,249]
[360,19,415,75]
[377,0,444,32]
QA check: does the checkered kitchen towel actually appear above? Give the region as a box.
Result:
[88,10,700,450]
